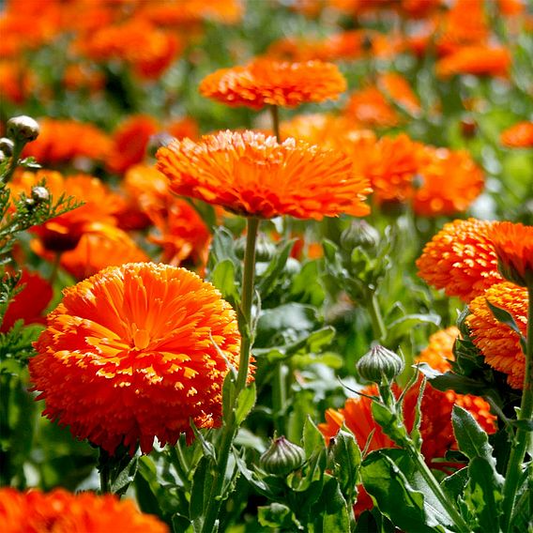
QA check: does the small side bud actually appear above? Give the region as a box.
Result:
[340,220,380,251]
[259,436,305,476]
[31,186,50,203]
[0,137,15,157]
[357,345,404,383]
[6,116,40,143]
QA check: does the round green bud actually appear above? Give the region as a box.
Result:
[357,345,404,383]
[340,220,380,251]
[259,436,306,477]
[6,116,40,143]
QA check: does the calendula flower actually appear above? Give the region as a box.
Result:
[436,45,511,78]
[466,282,528,389]
[0,487,168,533]
[9,170,122,253]
[74,18,181,79]
[0,61,35,105]
[21,119,111,167]
[378,72,421,116]
[63,63,105,93]
[0,269,53,332]
[30,262,243,454]
[488,221,533,287]
[416,218,503,302]
[344,86,400,128]
[438,0,489,48]
[500,121,533,148]
[156,130,371,220]
[199,58,347,110]
[413,147,484,216]
[107,115,160,175]
[31,224,149,281]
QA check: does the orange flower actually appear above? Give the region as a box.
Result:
[488,221,533,287]
[199,59,347,110]
[0,61,35,105]
[280,113,363,148]
[107,115,160,175]
[437,0,489,48]
[63,64,105,93]
[30,262,243,454]
[9,170,122,253]
[466,282,528,389]
[344,86,400,128]
[417,326,460,373]
[436,45,511,78]
[378,73,421,116]
[21,119,111,167]
[0,269,53,332]
[500,121,533,148]
[319,385,394,451]
[0,487,168,533]
[416,218,503,302]
[31,224,149,281]
[413,147,484,216]
[156,130,371,220]
[74,18,181,79]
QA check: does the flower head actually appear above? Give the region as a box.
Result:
[500,121,533,148]
[488,221,533,287]
[199,58,347,109]
[344,86,400,128]
[156,130,371,220]
[30,262,243,454]
[466,282,528,389]
[436,45,511,78]
[0,487,168,533]
[416,218,503,302]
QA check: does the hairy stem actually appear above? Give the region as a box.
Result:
[270,105,281,142]
[201,216,260,533]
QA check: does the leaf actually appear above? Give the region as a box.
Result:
[189,456,209,520]
[441,467,469,503]
[361,450,438,533]
[370,401,406,445]
[314,475,351,532]
[486,300,527,352]
[256,239,295,298]
[210,259,240,305]
[303,416,325,459]
[385,314,441,344]
[331,428,362,502]
[465,457,503,531]
[110,455,138,496]
[452,406,498,466]
[234,383,256,426]
[258,503,293,528]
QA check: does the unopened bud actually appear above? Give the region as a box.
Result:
[259,436,305,476]
[31,186,50,203]
[357,345,404,383]
[341,220,380,251]
[0,137,14,157]
[235,234,276,262]
[6,116,40,143]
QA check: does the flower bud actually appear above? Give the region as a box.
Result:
[31,186,50,203]
[357,345,404,383]
[340,220,380,251]
[0,137,14,157]
[6,116,40,143]
[235,234,276,262]
[259,436,305,476]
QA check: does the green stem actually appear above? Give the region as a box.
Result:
[1,142,24,185]
[367,290,387,343]
[272,363,287,434]
[270,105,281,142]
[501,283,533,530]
[201,217,260,533]
[98,448,111,494]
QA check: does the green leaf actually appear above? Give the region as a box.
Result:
[452,406,497,466]
[441,467,469,503]
[370,401,406,445]
[314,475,351,532]
[258,503,293,528]
[189,456,209,520]
[256,239,295,298]
[331,428,362,502]
[235,383,256,426]
[110,455,138,496]
[486,300,527,352]
[303,416,325,459]
[385,314,441,345]
[465,457,503,532]
[210,259,240,305]
[361,450,438,533]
